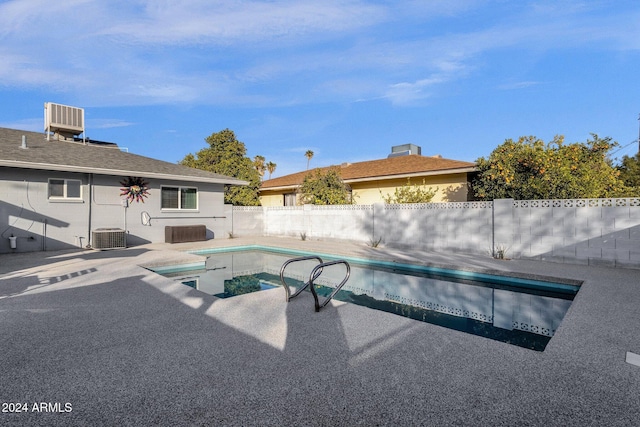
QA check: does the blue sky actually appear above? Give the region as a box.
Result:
[1,0,639,178]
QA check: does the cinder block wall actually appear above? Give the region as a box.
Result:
[510,199,640,268]
[231,198,640,268]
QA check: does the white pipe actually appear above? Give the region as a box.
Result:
[9,235,17,249]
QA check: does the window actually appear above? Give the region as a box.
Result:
[283,193,297,206]
[161,186,198,210]
[48,179,82,200]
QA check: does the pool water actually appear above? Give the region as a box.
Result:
[151,247,580,351]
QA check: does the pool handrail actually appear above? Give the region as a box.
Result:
[307,260,351,312]
[279,256,324,302]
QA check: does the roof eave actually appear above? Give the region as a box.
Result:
[260,184,299,192]
[343,166,478,184]
[259,167,477,190]
[0,160,248,186]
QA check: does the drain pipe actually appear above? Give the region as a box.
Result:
[88,173,93,248]
[9,234,17,249]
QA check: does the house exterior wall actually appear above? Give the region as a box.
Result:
[0,167,227,253]
[0,168,90,252]
[351,174,470,204]
[258,172,471,206]
[259,190,287,207]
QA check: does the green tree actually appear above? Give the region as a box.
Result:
[472,134,633,200]
[381,178,438,204]
[617,152,640,190]
[299,167,352,205]
[180,129,262,206]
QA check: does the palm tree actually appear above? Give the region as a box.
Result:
[266,161,277,179]
[305,150,314,170]
[253,155,266,180]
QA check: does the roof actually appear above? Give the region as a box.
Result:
[261,154,476,191]
[0,127,247,186]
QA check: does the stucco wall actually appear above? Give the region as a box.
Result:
[0,168,90,252]
[0,167,228,253]
[259,173,471,207]
[352,174,470,204]
[259,191,285,207]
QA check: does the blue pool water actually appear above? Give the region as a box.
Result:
[150,246,580,351]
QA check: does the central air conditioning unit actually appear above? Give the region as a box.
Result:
[44,102,85,141]
[92,228,126,250]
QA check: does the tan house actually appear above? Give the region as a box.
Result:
[260,144,477,206]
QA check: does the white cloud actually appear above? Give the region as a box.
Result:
[100,0,387,45]
[0,0,637,109]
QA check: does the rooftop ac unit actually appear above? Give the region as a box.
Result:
[44,102,85,140]
[92,228,126,250]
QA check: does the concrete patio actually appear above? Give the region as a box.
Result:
[1,237,639,426]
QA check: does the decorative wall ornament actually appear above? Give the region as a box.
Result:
[120,177,150,203]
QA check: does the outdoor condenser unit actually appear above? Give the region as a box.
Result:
[92,228,126,250]
[44,102,85,140]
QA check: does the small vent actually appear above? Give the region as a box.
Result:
[44,102,85,139]
[92,228,126,250]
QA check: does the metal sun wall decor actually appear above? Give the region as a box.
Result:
[120,177,150,203]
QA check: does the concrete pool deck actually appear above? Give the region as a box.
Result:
[1,236,639,426]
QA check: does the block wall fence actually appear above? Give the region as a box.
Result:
[229,198,640,269]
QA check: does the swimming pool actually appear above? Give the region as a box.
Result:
[150,245,581,351]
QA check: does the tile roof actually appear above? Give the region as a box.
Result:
[0,127,247,185]
[261,154,476,189]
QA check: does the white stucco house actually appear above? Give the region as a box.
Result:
[0,126,246,253]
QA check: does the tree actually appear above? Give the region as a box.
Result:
[266,161,277,179]
[253,155,266,180]
[381,178,438,204]
[471,134,633,200]
[180,129,262,206]
[299,167,352,205]
[617,152,640,190]
[305,150,314,170]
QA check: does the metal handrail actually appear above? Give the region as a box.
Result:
[279,256,323,302]
[308,260,351,312]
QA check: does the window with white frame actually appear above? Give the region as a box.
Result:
[284,193,297,206]
[161,186,198,210]
[48,178,82,200]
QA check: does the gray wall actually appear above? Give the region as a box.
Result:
[231,198,640,268]
[0,167,227,253]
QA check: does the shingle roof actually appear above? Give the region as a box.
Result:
[0,127,247,185]
[261,154,476,190]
